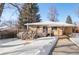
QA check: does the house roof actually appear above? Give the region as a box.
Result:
[25,21,75,27]
[0,26,9,31]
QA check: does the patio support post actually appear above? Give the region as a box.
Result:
[50,26,51,37]
[27,23,29,31]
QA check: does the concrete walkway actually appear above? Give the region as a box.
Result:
[52,39,79,55]
[0,37,57,55]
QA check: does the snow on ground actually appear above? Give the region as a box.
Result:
[0,37,57,55]
[53,39,79,55]
[70,33,79,47]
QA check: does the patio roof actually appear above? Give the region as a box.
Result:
[25,21,75,27]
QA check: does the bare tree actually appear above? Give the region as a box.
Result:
[10,3,22,14]
[48,6,58,22]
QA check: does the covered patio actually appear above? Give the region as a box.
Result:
[24,21,75,40]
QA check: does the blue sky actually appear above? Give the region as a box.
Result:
[39,3,79,23]
[1,3,79,23]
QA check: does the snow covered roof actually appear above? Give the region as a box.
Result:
[0,26,8,29]
[25,21,75,27]
[0,26,9,31]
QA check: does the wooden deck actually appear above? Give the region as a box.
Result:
[52,39,79,55]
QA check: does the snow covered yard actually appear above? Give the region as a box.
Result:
[70,33,79,47]
[0,37,57,55]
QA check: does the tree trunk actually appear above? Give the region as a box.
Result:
[0,3,5,17]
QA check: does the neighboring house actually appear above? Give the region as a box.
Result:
[72,23,79,33]
[0,26,18,39]
[74,27,79,33]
